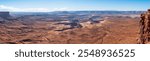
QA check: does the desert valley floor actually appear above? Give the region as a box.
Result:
[0,15,140,44]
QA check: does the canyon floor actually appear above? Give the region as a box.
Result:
[0,16,140,44]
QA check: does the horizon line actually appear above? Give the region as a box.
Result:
[0,10,146,12]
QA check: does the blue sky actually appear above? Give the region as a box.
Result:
[0,0,149,12]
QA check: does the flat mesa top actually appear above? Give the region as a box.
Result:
[0,12,10,15]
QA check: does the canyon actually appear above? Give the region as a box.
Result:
[0,11,144,44]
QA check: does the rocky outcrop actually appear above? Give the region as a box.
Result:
[139,9,150,44]
[0,12,11,19]
[70,19,82,28]
[0,12,17,23]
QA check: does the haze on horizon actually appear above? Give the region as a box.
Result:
[0,0,149,12]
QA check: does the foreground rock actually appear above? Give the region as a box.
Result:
[139,9,150,44]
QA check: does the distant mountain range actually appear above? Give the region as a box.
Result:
[10,11,145,16]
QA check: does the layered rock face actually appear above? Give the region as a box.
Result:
[139,9,150,44]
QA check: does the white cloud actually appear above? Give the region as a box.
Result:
[21,8,50,12]
[53,7,69,11]
[0,5,69,12]
[0,5,22,11]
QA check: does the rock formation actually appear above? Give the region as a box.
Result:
[139,9,150,44]
[0,11,11,19]
[70,19,82,28]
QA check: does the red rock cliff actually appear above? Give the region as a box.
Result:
[139,9,150,44]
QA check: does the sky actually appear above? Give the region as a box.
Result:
[0,0,149,12]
